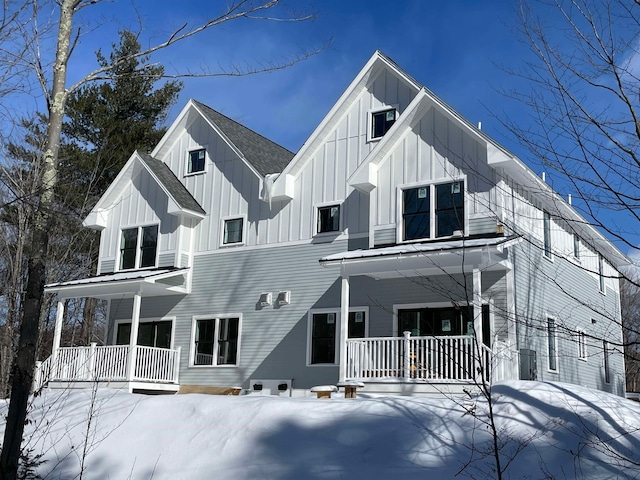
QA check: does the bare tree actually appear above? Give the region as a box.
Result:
[0,1,321,478]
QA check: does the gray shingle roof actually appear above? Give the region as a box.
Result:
[193,100,294,176]
[137,152,205,215]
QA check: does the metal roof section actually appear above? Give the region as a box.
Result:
[45,268,190,299]
[320,236,519,280]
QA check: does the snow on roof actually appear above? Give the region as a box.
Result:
[45,268,186,289]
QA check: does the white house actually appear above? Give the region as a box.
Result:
[40,51,629,397]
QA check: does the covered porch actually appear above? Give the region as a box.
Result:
[39,268,189,393]
[321,236,520,390]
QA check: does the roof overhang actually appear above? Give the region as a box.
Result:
[320,236,518,279]
[45,268,190,300]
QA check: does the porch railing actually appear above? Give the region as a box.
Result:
[33,344,181,391]
[346,333,517,383]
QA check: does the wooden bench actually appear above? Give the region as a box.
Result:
[310,385,338,399]
[337,381,365,398]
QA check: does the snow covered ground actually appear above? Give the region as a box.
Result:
[2,380,640,479]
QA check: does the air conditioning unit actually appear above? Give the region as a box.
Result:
[277,291,291,305]
[259,292,272,307]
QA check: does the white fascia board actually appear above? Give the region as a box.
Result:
[151,100,197,159]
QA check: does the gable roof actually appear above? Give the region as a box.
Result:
[137,152,205,215]
[84,151,205,229]
[192,101,294,176]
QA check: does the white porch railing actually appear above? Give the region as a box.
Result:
[346,333,518,383]
[33,344,181,391]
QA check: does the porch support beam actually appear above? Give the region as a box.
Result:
[338,269,350,382]
[473,268,483,348]
[126,293,142,384]
[51,300,65,371]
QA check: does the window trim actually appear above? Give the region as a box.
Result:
[112,316,176,348]
[577,329,588,362]
[185,146,208,176]
[314,201,343,236]
[543,211,553,260]
[367,105,398,142]
[546,316,559,373]
[220,215,247,246]
[396,177,467,244]
[306,306,368,366]
[117,223,159,271]
[189,314,242,368]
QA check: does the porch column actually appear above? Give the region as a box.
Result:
[51,299,65,376]
[126,293,142,382]
[338,268,350,382]
[472,268,483,347]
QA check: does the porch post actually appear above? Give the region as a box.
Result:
[51,299,65,376]
[126,293,142,382]
[338,268,350,382]
[472,268,483,347]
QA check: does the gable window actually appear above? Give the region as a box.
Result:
[547,317,558,372]
[188,148,206,174]
[577,330,587,361]
[543,211,552,258]
[402,181,464,241]
[119,225,158,270]
[371,108,397,140]
[223,217,244,245]
[193,316,240,366]
[317,205,340,234]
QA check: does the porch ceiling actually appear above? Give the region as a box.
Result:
[44,268,190,300]
[320,236,518,279]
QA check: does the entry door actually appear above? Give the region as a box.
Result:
[116,321,172,348]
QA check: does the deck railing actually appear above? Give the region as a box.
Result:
[33,344,181,391]
[346,333,517,383]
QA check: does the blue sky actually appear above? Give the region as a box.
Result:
[26,0,638,258]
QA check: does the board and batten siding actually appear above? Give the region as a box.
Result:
[511,240,624,396]
[99,167,179,266]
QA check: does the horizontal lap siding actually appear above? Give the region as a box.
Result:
[512,242,624,395]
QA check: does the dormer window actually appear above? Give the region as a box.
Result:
[119,225,158,270]
[371,108,397,140]
[188,148,206,174]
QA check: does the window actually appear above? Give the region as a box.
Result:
[397,306,473,337]
[547,318,558,372]
[371,108,396,140]
[543,211,552,258]
[573,234,580,259]
[188,148,206,173]
[603,341,610,383]
[317,205,340,234]
[310,312,336,364]
[223,218,244,245]
[402,181,464,241]
[599,255,605,292]
[193,317,240,366]
[348,311,366,339]
[119,225,158,270]
[577,330,587,360]
[116,320,172,349]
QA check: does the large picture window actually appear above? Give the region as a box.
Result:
[119,225,158,270]
[193,317,240,366]
[402,181,464,241]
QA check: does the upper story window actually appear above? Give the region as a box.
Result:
[370,108,397,140]
[316,205,340,234]
[543,211,552,258]
[598,254,605,293]
[547,317,558,372]
[223,217,244,245]
[573,234,580,259]
[402,180,464,241]
[188,148,206,174]
[119,225,158,270]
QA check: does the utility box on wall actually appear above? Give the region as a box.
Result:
[519,349,537,381]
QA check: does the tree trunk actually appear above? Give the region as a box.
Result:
[0,1,74,477]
